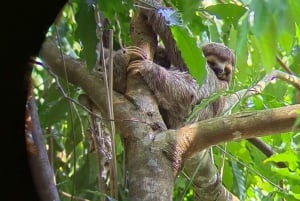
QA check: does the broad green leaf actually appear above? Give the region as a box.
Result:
[264,151,299,170]
[263,81,288,105]
[278,30,294,53]
[290,45,300,75]
[175,0,200,22]
[254,28,277,71]
[249,0,269,36]
[236,12,249,55]
[234,14,252,84]
[98,0,133,21]
[254,176,275,195]
[227,141,252,164]
[64,116,85,156]
[274,2,295,53]
[116,133,124,155]
[270,167,300,181]
[98,0,133,47]
[227,25,237,50]
[41,98,69,126]
[170,2,207,36]
[205,4,247,28]
[75,1,97,70]
[207,22,221,42]
[231,160,246,200]
[288,0,300,27]
[171,25,206,84]
[186,12,207,35]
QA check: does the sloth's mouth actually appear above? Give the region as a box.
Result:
[211,67,231,82]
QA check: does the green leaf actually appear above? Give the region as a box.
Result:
[290,44,300,75]
[116,133,124,155]
[175,0,200,21]
[205,4,247,28]
[231,160,246,200]
[236,12,249,55]
[287,0,300,27]
[278,30,294,53]
[264,151,299,170]
[71,154,99,197]
[75,1,97,70]
[41,98,69,126]
[254,27,277,71]
[249,0,270,36]
[207,22,221,42]
[98,0,133,47]
[270,167,300,181]
[170,25,206,84]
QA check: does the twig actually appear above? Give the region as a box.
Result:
[93,4,118,199]
[34,59,156,130]
[276,55,295,75]
[215,145,286,192]
[60,191,90,201]
[247,138,286,168]
[247,70,300,95]
[225,69,300,111]
[108,29,118,199]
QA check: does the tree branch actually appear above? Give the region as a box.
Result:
[247,138,286,168]
[39,39,147,137]
[160,104,300,162]
[27,91,60,201]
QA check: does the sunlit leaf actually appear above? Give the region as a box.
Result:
[264,151,299,170]
[175,0,200,19]
[205,4,247,28]
[170,25,206,84]
[270,167,300,181]
[249,0,269,36]
[287,0,300,27]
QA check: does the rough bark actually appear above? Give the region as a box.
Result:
[124,73,175,201]
[126,5,177,200]
[164,104,300,162]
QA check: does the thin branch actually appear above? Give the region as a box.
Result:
[60,191,90,201]
[247,138,287,168]
[247,70,300,94]
[39,39,154,135]
[276,55,295,75]
[225,69,300,112]
[93,4,118,197]
[108,29,118,199]
[215,145,285,192]
[33,60,102,119]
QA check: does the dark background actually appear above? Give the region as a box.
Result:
[1,1,66,200]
